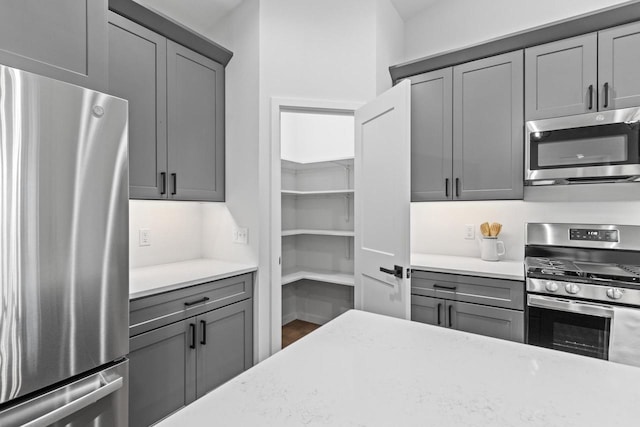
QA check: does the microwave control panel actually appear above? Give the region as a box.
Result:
[570,228,619,242]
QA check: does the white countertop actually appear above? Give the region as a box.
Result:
[129,259,257,299]
[412,253,524,280]
[157,310,640,426]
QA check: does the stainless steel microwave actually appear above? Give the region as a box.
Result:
[525,107,640,185]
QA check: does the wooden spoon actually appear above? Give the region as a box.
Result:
[490,222,502,237]
[480,222,490,237]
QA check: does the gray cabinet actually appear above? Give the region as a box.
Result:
[453,51,524,200]
[525,34,597,120]
[598,21,640,111]
[526,21,640,119]
[129,274,253,426]
[411,271,525,343]
[0,0,107,91]
[409,68,453,201]
[129,320,196,427]
[410,51,523,201]
[167,41,225,201]
[108,13,167,199]
[107,13,225,201]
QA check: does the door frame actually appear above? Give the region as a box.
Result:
[268,97,363,355]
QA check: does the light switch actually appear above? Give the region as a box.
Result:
[233,227,248,244]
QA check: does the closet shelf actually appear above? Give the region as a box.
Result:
[281,268,355,287]
[281,189,354,196]
[282,229,355,237]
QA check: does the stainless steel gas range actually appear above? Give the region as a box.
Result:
[525,223,640,364]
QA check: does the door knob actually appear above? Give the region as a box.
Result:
[380,265,403,279]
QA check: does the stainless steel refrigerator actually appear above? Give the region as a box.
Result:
[0,65,129,426]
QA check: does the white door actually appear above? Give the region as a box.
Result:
[354,80,411,319]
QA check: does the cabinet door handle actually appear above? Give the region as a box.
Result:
[588,85,594,110]
[455,178,460,198]
[200,320,207,345]
[604,82,610,108]
[160,172,167,195]
[433,283,457,291]
[189,323,196,349]
[448,304,453,327]
[445,178,449,197]
[184,296,210,307]
[437,303,442,325]
[171,173,177,195]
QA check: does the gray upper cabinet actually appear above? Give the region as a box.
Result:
[453,51,524,200]
[598,21,640,111]
[525,34,597,120]
[409,68,453,202]
[107,14,226,201]
[108,12,168,199]
[526,21,640,119]
[167,41,225,201]
[0,0,107,91]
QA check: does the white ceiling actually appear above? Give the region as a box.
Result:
[390,0,440,20]
[136,0,440,29]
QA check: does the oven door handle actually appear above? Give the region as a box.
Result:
[527,295,614,318]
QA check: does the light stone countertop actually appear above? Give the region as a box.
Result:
[157,309,640,427]
[129,258,257,299]
[412,253,525,280]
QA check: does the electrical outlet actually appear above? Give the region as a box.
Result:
[139,228,151,246]
[464,224,475,240]
[233,227,248,244]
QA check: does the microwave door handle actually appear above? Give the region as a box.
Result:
[528,295,613,318]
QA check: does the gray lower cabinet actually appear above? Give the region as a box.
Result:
[108,13,225,201]
[526,20,640,119]
[128,274,253,427]
[411,270,525,343]
[410,50,523,201]
[453,50,524,200]
[129,320,196,427]
[0,0,107,91]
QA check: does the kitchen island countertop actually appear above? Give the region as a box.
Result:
[156,309,640,427]
[130,258,257,299]
[412,253,524,280]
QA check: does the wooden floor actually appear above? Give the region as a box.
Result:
[282,320,321,348]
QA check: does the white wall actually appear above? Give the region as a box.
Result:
[376,0,404,93]
[412,185,640,261]
[403,0,632,62]
[129,200,203,268]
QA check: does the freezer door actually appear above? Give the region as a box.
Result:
[0,360,128,427]
[0,65,129,404]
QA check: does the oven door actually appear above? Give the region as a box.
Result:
[527,294,613,360]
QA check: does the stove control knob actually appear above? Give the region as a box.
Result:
[606,288,624,300]
[565,283,580,295]
[545,281,559,292]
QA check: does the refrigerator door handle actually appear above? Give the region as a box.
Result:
[21,376,123,427]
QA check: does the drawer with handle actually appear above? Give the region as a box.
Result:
[130,273,253,337]
[411,270,524,310]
